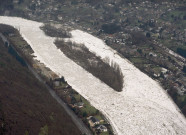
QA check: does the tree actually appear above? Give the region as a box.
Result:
[8,45,26,66]
[137,48,142,54]
[183,15,186,20]
[183,65,186,73]
[146,32,151,38]
[182,105,186,117]
[177,48,186,58]
[101,23,121,34]
[96,110,100,115]
[18,0,24,4]
[130,31,148,44]
[83,112,87,117]
[71,97,76,104]
[4,41,9,47]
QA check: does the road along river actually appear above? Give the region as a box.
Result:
[0,16,186,135]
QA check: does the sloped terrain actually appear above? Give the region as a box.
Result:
[0,25,80,135]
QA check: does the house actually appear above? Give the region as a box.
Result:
[57,15,63,21]
[54,80,60,87]
[65,84,71,89]
[88,116,100,127]
[13,0,19,4]
[74,102,84,108]
[96,125,108,132]
[153,73,160,78]
[149,52,157,57]
[161,68,168,74]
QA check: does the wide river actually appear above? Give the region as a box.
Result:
[0,16,186,135]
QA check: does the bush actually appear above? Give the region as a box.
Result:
[177,48,186,58]
[101,23,121,34]
[130,31,148,44]
[40,24,71,38]
[8,45,27,66]
[183,65,186,73]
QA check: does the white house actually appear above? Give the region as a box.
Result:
[96,125,107,132]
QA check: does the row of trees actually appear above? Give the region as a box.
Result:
[7,44,27,67]
[55,40,124,92]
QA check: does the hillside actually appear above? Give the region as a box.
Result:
[0,34,80,135]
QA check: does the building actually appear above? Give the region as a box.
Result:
[13,0,19,4]
[54,80,60,87]
[88,116,100,127]
[96,125,108,132]
[74,102,84,108]
[149,52,157,57]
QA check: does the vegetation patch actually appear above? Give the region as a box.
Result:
[176,47,186,58]
[101,23,121,34]
[40,24,71,38]
[39,125,48,135]
[55,40,124,92]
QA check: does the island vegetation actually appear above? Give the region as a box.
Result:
[40,24,71,38]
[55,39,124,92]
